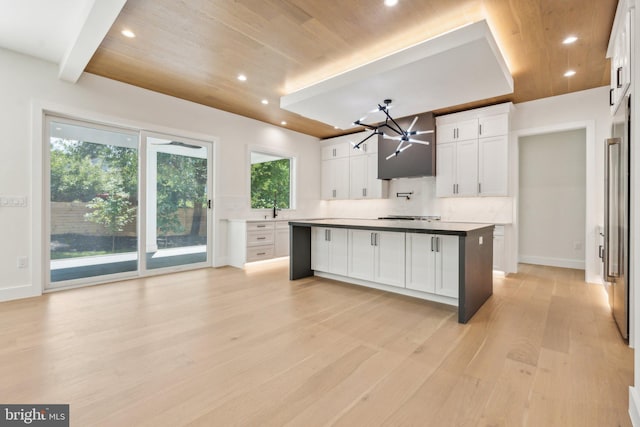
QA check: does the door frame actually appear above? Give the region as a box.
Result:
[512,120,597,283]
[32,100,217,294]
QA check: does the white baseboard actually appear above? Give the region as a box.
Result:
[214,256,228,268]
[518,255,585,270]
[630,386,640,426]
[0,283,41,302]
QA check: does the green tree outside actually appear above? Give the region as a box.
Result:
[251,158,291,209]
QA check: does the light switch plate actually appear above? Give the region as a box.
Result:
[479,236,483,245]
[0,196,27,207]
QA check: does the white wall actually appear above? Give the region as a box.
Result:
[518,129,587,269]
[0,47,322,301]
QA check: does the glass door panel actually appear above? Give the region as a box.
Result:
[146,135,210,270]
[48,119,139,286]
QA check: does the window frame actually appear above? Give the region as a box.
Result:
[247,146,296,213]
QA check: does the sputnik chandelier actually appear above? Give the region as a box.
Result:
[351,99,433,159]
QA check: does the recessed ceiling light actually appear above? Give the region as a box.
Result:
[261,99,269,105]
[121,29,136,38]
[384,0,398,6]
[564,70,576,77]
[281,121,287,125]
[563,35,578,44]
[334,126,340,129]
[237,74,247,81]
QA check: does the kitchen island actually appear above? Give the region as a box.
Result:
[289,219,494,323]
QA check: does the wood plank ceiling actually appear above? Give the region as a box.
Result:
[85,0,617,139]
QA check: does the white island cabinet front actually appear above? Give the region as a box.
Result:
[347,229,405,288]
[405,233,459,298]
[311,227,348,276]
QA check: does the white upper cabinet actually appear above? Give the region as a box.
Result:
[437,118,478,144]
[478,135,508,196]
[321,156,349,200]
[436,103,512,197]
[608,3,631,113]
[321,133,388,200]
[321,138,351,160]
[478,113,509,138]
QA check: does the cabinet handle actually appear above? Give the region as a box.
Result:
[617,67,623,88]
[370,232,375,246]
[363,143,367,153]
[325,229,329,241]
[332,189,336,198]
[257,237,266,240]
[478,182,481,193]
[435,237,440,252]
[328,229,331,242]
[479,123,482,135]
[610,88,615,106]
[257,252,266,256]
[257,225,266,228]
[362,188,367,197]
[430,236,435,252]
[375,233,378,246]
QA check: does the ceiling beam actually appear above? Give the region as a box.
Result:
[58,0,127,83]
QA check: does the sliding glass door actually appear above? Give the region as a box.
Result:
[145,134,210,270]
[46,117,213,289]
[48,118,139,285]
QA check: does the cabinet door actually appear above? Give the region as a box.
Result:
[456,119,479,141]
[274,228,289,257]
[437,123,458,144]
[455,139,478,196]
[493,235,505,271]
[347,229,376,281]
[366,153,387,199]
[311,227,329,271]
[349,155,368,199]
[478,135,508,196]
[478,113,508,138]
[405,233,436,293]
[321,157,350,200]
[321,141,351,160]
[434,235,459,298]
[375,231,405,288]
[334,157,350,199]
[328,228,348,276]
[436,142,456,197]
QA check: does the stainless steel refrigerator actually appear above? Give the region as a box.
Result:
[604,94,631,340]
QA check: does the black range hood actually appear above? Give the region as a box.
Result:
[377,111,435,179]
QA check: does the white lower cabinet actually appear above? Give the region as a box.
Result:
[405,233,459,298]
[492,225,505,272]
[347,229,405,288]
[311,227,348,276]
[274,222,290,258]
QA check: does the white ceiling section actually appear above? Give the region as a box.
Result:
[0,0,127,82]
[280,21,513,130]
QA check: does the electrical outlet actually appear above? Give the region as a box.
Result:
[479,236,483,245]
[17,256,28,269]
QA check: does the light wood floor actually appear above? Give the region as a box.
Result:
[0,262,633,426]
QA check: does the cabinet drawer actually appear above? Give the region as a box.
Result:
[246,245,274,262]
[276,221,289,230]
[247,221,275,232]
[247,230,275,246]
